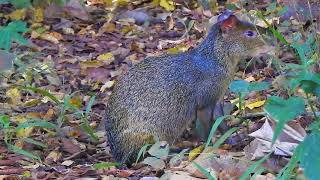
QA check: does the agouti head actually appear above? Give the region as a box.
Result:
[219,15,266,56]
[198,13,271,70]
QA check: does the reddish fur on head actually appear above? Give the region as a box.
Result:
[220,15,239,31]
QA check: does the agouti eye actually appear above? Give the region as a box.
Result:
[244,30,256,38]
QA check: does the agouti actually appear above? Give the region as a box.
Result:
[105,12,271,164]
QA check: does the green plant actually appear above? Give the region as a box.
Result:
[0,114,55,161]
[254,4,319,179]
[229,80,270,116]
[0,21,29,51]
[20,86,99,142]
[0,0,67,9]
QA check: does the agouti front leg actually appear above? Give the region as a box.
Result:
[198,101,230,141]
[214,101,229,133]
[197,106,214,140]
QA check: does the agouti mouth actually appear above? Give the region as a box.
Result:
[249,45,276,57]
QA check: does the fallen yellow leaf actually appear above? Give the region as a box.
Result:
[159,0,175,11]
[188,145,204,161]
[7,9,26,20]
[246,100,266,110]
[80,61,104,69]
[33,7,44,22]
[97,52,115,65]
[6,87,21,105]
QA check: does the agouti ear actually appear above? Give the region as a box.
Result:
[220,15,239,32]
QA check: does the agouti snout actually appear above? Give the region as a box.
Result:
[105,12,272,164]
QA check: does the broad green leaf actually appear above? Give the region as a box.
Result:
[53,0,66,7]
[264,96,305,122]
[205,115,231,148]
[148,141,169,159]
[0,21,28,51]
[264,96,305,143]
[212,127,238,148]
[192,161,216,180]
[239,152,271,180]
[248,82,270,92]
[229,80,269,94]
[229,80,249,93]
[93,162,119,170]
[290,71,320,94]
[0,0,9,4]
[0,114,10,129]
[291,33,317,66]
[300,80,318,94]
[299,130,320,180]
[10,0,31,9]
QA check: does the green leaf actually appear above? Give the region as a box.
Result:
[16,120,57,130]
[6,143,41,161]
[205,115,231,148]
[93,162,119,170]
[250,167,265,180]
[266,2,276,13]
[136,144,152,163]
[10,0,31,8]
[80,123,98,142]
[0,0,9,4]
[85,95,95,115]
[148,141,169,159]
[0,114,10,129]
[0,21,28,51]
[229,80,270,94]
[229,80,249,94]
[256,11,289,46]
[277,145,301,180]
[192,161,216,180]
[53,0,66,7]
[248,82,270,92]
[264,96,305,122]
[239,152,271,180]
[289,71,320,94]
[264,96,305,143]
[291,33,317,66]
[212,127,238,148]
[298,130,320,180]
[23,138,47,148]
[19,86,61,104]
[300,80,318,94]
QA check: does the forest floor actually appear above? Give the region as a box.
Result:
[0,0,317,179]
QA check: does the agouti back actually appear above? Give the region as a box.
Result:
[105,12,270,164]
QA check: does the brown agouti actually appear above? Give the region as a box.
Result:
[105,12,271,164]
